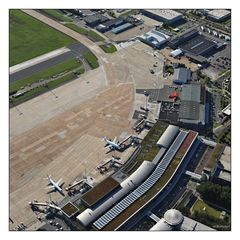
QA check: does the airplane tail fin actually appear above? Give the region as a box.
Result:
[102,136,107,142]
[43,175,51,180]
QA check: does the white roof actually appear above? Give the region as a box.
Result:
[140,29,170,46]
[222,104,231,116]
[219,146,231,172]
[157,125,179,148]
[145,9,182,21]
[170,49,182,57]
[208,9,230,20]
[120,161,155,188]
[150,218,173,231]
[164,209,183,226]
[77,161,155,226]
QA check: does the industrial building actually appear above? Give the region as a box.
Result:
[96,18,124,32]
[77,124,200,230]
[150,209,214,231]
[111,22,134,34]
[84,13,109,27]
[138,84,208,129]
[173,67,192,84]
[207,9,231,22]
[141,9,183,24]
[139,29,170,49]
[169,29,224,63]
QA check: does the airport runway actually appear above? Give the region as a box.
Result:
[10,43,90,83]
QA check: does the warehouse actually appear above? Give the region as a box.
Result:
[111,22,134,34]
[96,18,124,32]
[141,9,183,24]
[84,13,108,27]
[139,29,170,49]
[173,67,192,84]
[169,29,219,62]
[207,9,231,22]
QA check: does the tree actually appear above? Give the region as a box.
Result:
[196,182,231,210]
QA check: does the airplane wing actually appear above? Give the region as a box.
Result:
[45,185,54,190]
[113,137,117,143]
[104,143,109,147]
[56,178,63,186]
[104,145,110,149]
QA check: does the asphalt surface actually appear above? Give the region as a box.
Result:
[10,43,89,83]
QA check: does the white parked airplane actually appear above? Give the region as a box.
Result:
[44,175,64,194]
[102,136,121,150]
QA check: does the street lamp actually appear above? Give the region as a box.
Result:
[143,91,149,111]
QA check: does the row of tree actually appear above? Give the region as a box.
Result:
[196,181,231,210]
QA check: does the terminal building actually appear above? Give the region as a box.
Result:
[76,124,201,230]
[150,209,214,231]
[141,9,183,24]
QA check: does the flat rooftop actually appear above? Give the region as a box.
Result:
[61,202,79,218]
[218,146,230,172]
[144,9,182,20]
[205,144,225,171]
[208,9,231,19]
[81,176,120,207]
[218,170,231,182]
[179,34,216,56]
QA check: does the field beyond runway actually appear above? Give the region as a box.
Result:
[10,10,76,66]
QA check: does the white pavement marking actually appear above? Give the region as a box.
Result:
[10,47,70,74]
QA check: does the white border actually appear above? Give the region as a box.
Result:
[1,1,238,240]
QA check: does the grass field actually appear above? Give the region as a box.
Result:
[64,23,88,35]
[100,43,117,53]
[192,199,221,218]
[41,9,72,22]
[64,23,105,42]
[10,10,76,66]
[10,58,83,92]
[88,30,105,42]
[83,51,99,69]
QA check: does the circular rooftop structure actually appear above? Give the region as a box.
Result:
[164,209,183,226]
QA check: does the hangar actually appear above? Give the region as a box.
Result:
[169,29,222,63]
[139,29,170,49]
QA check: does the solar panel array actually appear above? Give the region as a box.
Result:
[93,130,188,230]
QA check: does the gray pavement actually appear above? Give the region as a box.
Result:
[10,43,89,83]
